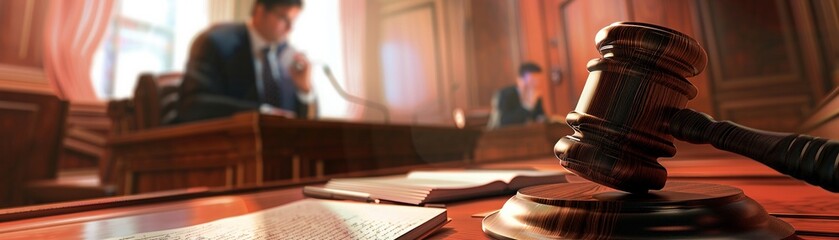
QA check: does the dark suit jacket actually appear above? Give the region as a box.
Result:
[495,85,545,127]
[177,23,311,123]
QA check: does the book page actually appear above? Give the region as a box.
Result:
[331,176,493,189]
[407,169,564,184]
[107,199,446,240]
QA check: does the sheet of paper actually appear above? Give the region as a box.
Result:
[107,199,446,240]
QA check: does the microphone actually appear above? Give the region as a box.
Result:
[322,65,390,123]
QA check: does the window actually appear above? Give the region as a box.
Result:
[92,0,208,99]
[91,0,351,119]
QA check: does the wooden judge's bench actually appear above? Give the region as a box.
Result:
[107,112,482,195]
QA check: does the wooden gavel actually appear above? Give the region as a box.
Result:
[554,22,839,193]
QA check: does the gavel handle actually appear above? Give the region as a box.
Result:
[669,109,839,192]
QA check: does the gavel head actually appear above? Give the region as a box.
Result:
[554,22,708,193]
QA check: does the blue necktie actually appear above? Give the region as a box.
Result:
[261,47,282,108]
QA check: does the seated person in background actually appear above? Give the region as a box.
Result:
[487,62,546,129]
[177,0,315,123]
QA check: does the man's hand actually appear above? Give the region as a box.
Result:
[260,104,297,118]
[289,53,312,93]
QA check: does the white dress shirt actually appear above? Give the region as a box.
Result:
[246,23,315,109]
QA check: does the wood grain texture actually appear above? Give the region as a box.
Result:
[555,0,629,114]
[812,0,839,87]
[0,0,47,68]
[516,0,558,116]
[628,0,714,115]
[109,112,481,195]
[555,22,707,193]
[555,21,839,195]
[484,182,796,239]
[468,0,519,110]
[0,157,834,239]
[801,88,839,138]
[474,122,571,163]
[539,0,574,116]
[538,0,711,117]
[0,90,68,207]
[60,102,110,170]
[379,3,448,124]
[534,0,835,133]
[697,0,824,131]
[671,109,839,192]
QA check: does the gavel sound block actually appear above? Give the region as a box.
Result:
[482,22,837,239]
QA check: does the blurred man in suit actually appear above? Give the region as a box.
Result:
[177,0,314,123]
[487,62,546,129]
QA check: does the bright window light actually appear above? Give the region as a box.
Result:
[289,0,349,119]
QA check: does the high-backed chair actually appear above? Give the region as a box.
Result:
[108,73,182,135]
[0,90,68,207]
[103,73,182,184]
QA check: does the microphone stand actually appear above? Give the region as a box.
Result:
[322,66,390,123]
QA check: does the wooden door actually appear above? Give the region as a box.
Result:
[467,0,520,111]
[377,0,453,125]
[545,0,630,116]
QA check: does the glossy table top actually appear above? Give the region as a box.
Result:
[0,156,836,239]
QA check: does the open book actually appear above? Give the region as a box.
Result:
[108,199,448,240]
[323,169,568,205]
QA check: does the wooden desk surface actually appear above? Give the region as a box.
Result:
[0,156,836,239]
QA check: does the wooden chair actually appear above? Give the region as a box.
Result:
[109,73,182,135]
[14,73,183,205]
[0,90,68,207]
[103,73,182,184]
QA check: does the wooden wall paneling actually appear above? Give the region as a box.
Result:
[697,0,823,131]
[0,90,67,207]
[700,0,801,90]
[625,0,728,157]
[429,0,460,123]
[441,0,471,114]
[0,64,51,94]
[812,0,839,89]
[0,0,47,68]
[789,0,828,101]
[719,95,812,132]
[628,0,714,115]
[551,0,630,115]
[517,0,559,117]
[363,0,386,122]
[467,0,520,111]
[801,88,839,138]
[61,102,111,170]
[378,0,451,125]
[540,0,573,116]
[0,0,51,93]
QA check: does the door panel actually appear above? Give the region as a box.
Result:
[555,0,629,112]
[379,3,446,125]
